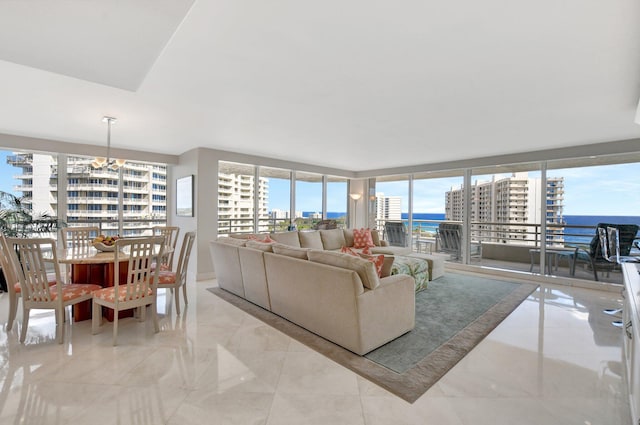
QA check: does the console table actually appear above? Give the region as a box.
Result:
[622,262,640,425]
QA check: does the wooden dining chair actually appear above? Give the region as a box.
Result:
[152,226,180,270]
[6,237,101,344]
[0,233,21,330]
[156,231,196,315]
[60,226,100,249]
[91,236,165,346]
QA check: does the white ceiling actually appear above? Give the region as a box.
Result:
[0,0,639,172]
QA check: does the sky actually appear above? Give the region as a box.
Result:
[1,150,638,216]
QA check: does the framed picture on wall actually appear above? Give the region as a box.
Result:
[176,175,194,217]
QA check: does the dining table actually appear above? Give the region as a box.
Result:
[56,244,169,322]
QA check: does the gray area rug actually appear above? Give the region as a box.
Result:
[207,272,538,403]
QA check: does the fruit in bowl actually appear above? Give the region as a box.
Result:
[92,235,120,251]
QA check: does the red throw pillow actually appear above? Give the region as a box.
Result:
[249,234,275,243]
[360,254,385,277]
[361,245,371,255]
[353,228,375,249]
[341,246,358,256]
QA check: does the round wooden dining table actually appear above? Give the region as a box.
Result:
[57,246,133,321]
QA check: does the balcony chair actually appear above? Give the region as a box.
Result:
[156,231,196,316]
[572,223,639,281]
[6,237,101,344]
[437,222,482,260]
[153,226,180,270]
[312,219,338,230]
[384,221,408,247]
[92,236,165,346]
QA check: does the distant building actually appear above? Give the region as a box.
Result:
[7,152,167,236]
[445,172,564,245]
[375,193,402,222]
[218,170,268,234]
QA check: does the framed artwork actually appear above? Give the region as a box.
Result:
[176,175,194,217]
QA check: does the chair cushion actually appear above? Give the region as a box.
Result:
[93,285,153,302]
[156,271,177,285]
[42,283,101,302]
[13,275,57,293]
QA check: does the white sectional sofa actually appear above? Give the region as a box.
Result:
[209,229,416,355]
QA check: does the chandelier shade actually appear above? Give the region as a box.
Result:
[92,116,125,169]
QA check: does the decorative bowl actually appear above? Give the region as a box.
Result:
[93,242,116,252]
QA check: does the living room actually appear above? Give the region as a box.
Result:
[0,2,639,424]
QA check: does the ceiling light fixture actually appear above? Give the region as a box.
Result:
[92,116,125,170]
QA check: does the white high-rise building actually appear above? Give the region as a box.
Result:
[218,171,269,234]
[7,152,167,236]
[375,193,402,222]
[445,172,564,245]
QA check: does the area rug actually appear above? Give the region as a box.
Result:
[207,272,538,403]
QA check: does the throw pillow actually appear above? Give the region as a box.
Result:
[272,243,310,259]
[248,234,275,243]
[340,246,358,256]
[359,253,385,277]
[245,240,274,252]
[361,245,371,255]
[353,228,375,249]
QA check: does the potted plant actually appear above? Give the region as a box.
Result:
[0,190,64,291]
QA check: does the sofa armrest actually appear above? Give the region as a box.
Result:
[356,273,415,354]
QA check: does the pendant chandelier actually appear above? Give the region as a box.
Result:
[91,116,125,170]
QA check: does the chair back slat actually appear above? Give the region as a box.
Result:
[175,232,196,285]
[61,226,100,250]
[153,226,180,269]
[6,237,62,303]
[114,236,165,304]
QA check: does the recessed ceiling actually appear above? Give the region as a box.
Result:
[0,0,639,171]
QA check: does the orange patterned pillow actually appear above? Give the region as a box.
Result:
[359,254,385,277]
[361,245,371,255]
[340,246,358,256]
[353,228,375,249]
[249,234,275,243]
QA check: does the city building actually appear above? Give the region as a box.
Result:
[217,169,269,234]
[7,152,167,236]
[375,192,402,223]
[445,173,565,245]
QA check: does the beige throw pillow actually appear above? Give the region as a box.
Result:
[245,240,274,252]
[298,231,324,249]
[272,243,310,259]
[307,250,379,290]
[217,237,246,247]
[319,228,347,251]
[270,231,301,248]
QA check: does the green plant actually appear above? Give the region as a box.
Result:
[0,191,64,238]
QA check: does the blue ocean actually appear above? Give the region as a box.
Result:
[313,212,640,245]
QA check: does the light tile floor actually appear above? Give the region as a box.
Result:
[0,277,631,425]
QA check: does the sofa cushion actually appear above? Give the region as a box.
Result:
[353,228,375,249]
[307,250,379,290]
[270,231,301,248]
[245,240,274,252]
[343,229,355,247]
[249,234,275,243]
[217,237,246,247]
[272,243,310,259]
[371,229,382,246]
[380,255,394,278]
[299,231,324,249]
[320,228,347,251]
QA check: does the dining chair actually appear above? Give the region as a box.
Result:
[6,237,101,344]
[156,231,196,315]
[91,236,165,346]
[60,226,100,249]
[0,233,21,330]
[153,226,180,270]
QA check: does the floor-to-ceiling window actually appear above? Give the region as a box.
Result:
[326,176,347,228]
[259,166,291,232]
[295,171,322,230]
[412,170,464,255]
[375,176,409,240]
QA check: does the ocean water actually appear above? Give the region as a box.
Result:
[317,212,640,247]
